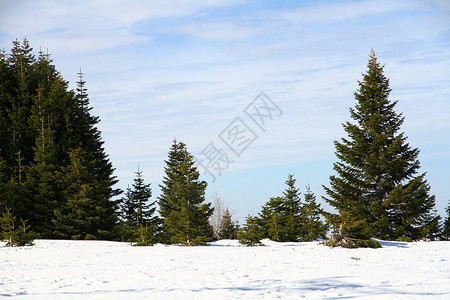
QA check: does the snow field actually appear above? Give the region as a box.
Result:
[1,239,449,299]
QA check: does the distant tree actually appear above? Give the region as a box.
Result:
[237,215,264,246]
[257,175,303,242]
[217,208,239,239]
[259,196,288,242]
[120,167,157,226]
[300,185,328,241]
[118,167,160,244]
[323,50,440,241]
[443,201,450,240]
[158,140,214,245]
[209,193,238,240]
[282,175,303,241]
[209,192,225,239]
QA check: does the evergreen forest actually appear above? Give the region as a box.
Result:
[1,39,448,247]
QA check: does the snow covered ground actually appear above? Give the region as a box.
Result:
[1,239,449,299]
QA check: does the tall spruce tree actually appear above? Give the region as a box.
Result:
[323,50,440,240]
[158,140,214,245]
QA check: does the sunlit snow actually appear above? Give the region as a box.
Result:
[1,239,449,299]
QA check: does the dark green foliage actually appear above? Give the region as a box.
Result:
[443,201,450,240]
[0,39,120,239]
[237,215,264,246]
[324,237,382,249]
[258,175,303,242]
[53,147,117,240]
[118,168,160,244]
[323,51,439,241]
[0,207,37,247]
[120,168,158,226]
[132,223,159,246]
[259,196,290,242]
[84,234,98,240]
[158,140,214,245]
[281,175,303,241]
[217,208,239,239]
[256,175,327,242]
[301,185,328,241]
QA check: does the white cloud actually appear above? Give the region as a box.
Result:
[1,0,449,216]
[282,0,410,24]
[172,20,262,41]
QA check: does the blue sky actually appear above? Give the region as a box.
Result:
[1,0,449,223]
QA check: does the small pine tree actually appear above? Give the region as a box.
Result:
[237,215,264,246]
[257,175,303,242]
[282,175,303,241]
[0,207,36,247]
[300,185,328,241]
[120,167,158,226]
[259,197,288,242]
[118,167,160,244]
[217,208,239,239]
[443,201,450,240]
[132,223,159,246]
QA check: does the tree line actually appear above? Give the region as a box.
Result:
[0,39,449,247]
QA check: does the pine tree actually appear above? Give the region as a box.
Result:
[257,175,303,242]
[158,140,213,245]
[130,167,157,226]
[0,207,36,247]
[217,208,239,239]
[259,196,287,242]
[119,186,135,224]
[323,50,439,241]
[118,168,160,244]
[282,174,303,241]
[158,140,185,221]
[25,121,59,237]
[300,185,328,241]
[120,167,156,225]
[237,215,264,246]
[53,147,117,240]
[442,201,450,240]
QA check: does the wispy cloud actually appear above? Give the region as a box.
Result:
[1,0,449,218]
[281,0,411,24]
